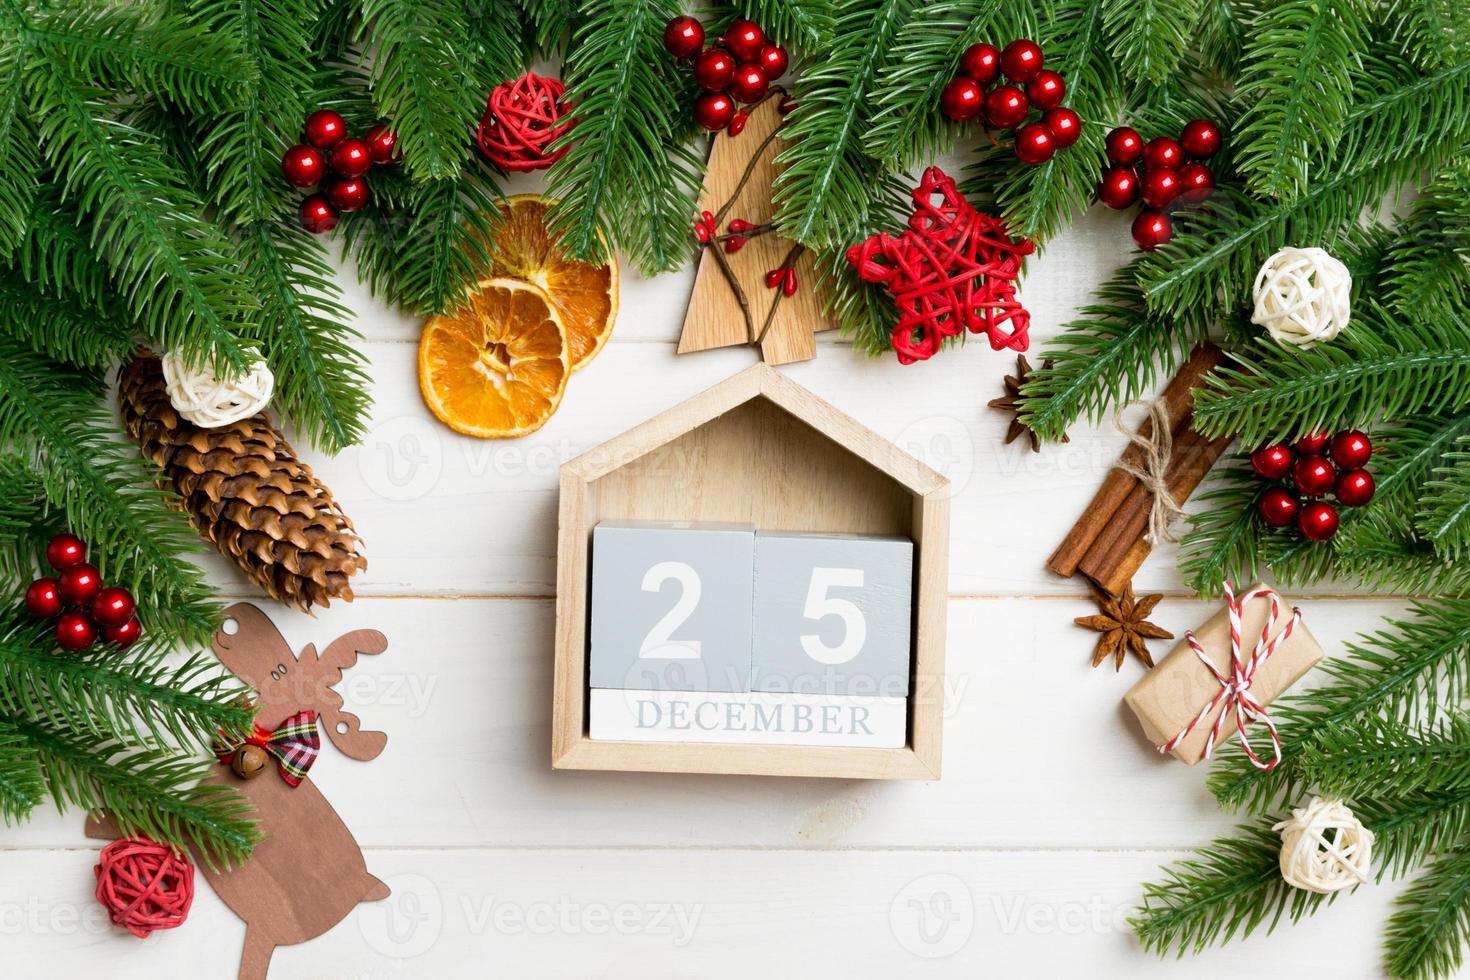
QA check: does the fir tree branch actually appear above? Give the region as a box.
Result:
[15,717,260,868]
[1297,716,1470,800]
[0,269,134,368]
[0,716,42,822]
[460,0,529,98]
[235,216,370,453]
[519,0,577,58]
[0,28,37,256]
[864,0,1036,170]
[729,0,833,50]
[546,0,701,273]
[960,0,1120,243]
[1191,307,1470,447]
[1179,459,1273,595]
[1231,0,1368,201]
[1386,162,1470,327]
[15,186,111,308]
[1101,0,1202,86]
[0,610,252,754]
[1420,437,1470,560]
[1208,598,1470,812]
[21,1,252,114]
[808,171,910,356]
[772,0,909,248]
[357,0,482,181]
[1385,846,1470,980]
[0,340,220,646]
[1019,259,1211,441]
[340,158,503,315]
[1193,0,1248,78]
[27,63,255,372]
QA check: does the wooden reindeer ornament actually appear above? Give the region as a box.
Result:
[87,602,390,980]
[677,87,830,365]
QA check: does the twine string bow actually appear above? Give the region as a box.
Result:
[1113,399,1188,544]
[1158,581,1301,771]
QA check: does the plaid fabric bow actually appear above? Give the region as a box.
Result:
[218,710,321,787]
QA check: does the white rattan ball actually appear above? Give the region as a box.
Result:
[1273,797,1374,894]
[1250,246,1352,347]
[161,349,274,428]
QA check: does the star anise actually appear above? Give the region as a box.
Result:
[988,354,1068,452]
[1075,583,1173,671]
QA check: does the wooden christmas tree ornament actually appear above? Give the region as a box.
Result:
[87,603,390,980]
[677,88,830,365]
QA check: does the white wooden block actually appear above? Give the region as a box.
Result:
[588,521,755,692]
[751,531,913,696]
[589,688,908,747]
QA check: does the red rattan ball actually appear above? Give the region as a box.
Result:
[94,838,195,938]
[477,73,574,173]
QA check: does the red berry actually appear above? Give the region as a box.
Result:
[1105,127,1143,165]
[1335,469,1376,507]
[1330,429,1373,469]
[1294,431,1331,455]
[281,144,326,187]
[329,138,371,179]
[1142,136,1184,171]
[55,611,96,652]
[90,587,135,628]
[1299,501,1340,541]
[722,19,765,61]
[1014,123,1055,165]
[1025,70,1066,110]
[757,44,789,78]
[1140,167,1181,210]
[1179,118,1222,159]
[1259,486,1301,527]
[24,578,63,619]
[727,110,749,136]
[959,43,1001,85]
[300,195,339,233]
[1097,166,1139,209]
[1176,161,1215,204]
[693,91,735,131]
[102,616,143,648]
[663,15,704,59]
[1251,444,1295,480]
[46,533,86,571]
[693,47,736,91]
[325,177,370,213]
[728,63,770,103]
[1293,454,1337,497]
[1131,209,1172,250]
[1000,38,1044,83]
[1043,107,1082,147]
[364,124,398,164]
[940,77,985,121]
[303,109,347,149]
[984,85,1029,129]
[58,563,101,605]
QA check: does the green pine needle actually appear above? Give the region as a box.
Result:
[1386,846,1470,980]
[0,717,43,822]
[0,33,36,257]
[1298,717,1470,800]
[1102,0,1203,86]
[0,269,134,368]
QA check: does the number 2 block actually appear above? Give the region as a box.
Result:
[588,521,755,692]
[751,532,913,697]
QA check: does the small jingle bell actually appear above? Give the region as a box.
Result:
[231,744,270,780]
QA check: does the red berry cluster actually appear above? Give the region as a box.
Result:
[1251,430,1375,542]
[281,110,398,234]
[939,40,1082,166]
[23,533,141,652]
[1098,118,1222,250]
[664,16,788,133]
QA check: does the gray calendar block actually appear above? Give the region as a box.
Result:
[588,521,755,692]
[751,531,913,697]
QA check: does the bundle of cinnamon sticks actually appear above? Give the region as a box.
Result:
[1048,343,1232,595]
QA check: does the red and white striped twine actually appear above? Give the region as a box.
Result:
[1158,581,1301,771]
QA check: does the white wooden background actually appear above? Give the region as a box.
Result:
[0,173,1426,978]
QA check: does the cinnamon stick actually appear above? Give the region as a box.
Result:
[1047,342,1226,577]
[1078,424,1235,594]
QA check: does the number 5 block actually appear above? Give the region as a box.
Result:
[751,532,913,697]
[588,521,755,693]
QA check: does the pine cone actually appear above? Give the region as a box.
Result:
[118,352,365,610]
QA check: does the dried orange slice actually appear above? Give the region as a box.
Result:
[419,277,569,438]
[486,194,618,370]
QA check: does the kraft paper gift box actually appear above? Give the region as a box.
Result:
[1123,583,1324,765]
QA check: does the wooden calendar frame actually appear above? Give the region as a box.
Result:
[552,364,950,780]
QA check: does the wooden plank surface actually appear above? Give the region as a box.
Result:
[0,197,1418,977]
